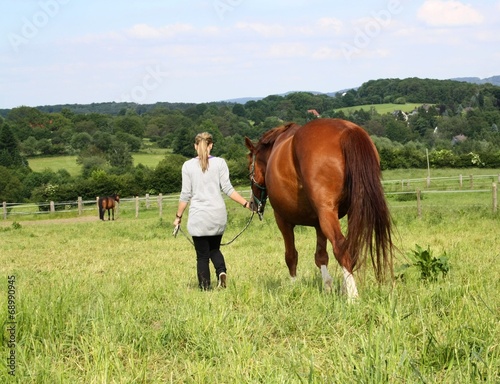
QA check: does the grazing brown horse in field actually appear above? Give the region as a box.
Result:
[245,118,394,298]
[98,194,119,221]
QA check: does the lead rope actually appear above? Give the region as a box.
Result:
[172,210,256,247]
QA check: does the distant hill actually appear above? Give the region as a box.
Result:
[224,89,356,104]
[225,76,500,104]
[1,76,498,116]
[451,76,500,86]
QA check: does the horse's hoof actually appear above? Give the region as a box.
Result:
[324,277,333,294]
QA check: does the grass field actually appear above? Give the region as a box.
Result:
[337,103,426,115]
[1,171,499,383]
[27,150,170,176]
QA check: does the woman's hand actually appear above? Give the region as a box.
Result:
[243,201,254,211]
[173,212,182,226]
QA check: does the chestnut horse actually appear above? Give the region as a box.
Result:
[245,118,393,298]
[98,194,120,221]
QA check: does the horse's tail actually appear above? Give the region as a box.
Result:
[341,125,394,282]
[98,197,104,220]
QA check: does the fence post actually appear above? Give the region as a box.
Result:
[96,197,100,219]
[426,176,430,188]
[135,196,140,218]
[78,197,83,215]
[146,193,150,209]
[2,201,6,220]
[470,174,473,190]
[416,189,421,218]
[49,201,55,213]
[493,183,498,213]
[459,174,463,189]
[158,193,163,217]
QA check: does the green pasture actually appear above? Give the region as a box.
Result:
[27,156,79,176]
[336,103,426,115]
[1,182,499,383]
[27,151,170,176]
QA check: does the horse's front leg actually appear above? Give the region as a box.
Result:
[111,208,115,221]
[314,227,333,293]
[274,213,298,280]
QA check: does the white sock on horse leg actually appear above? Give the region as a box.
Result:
[320,265,333,292]
[342,267,358,299]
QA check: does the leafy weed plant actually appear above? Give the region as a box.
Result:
[398,244,450,282]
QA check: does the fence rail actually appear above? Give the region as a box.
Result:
[2,191,252,220]
[2,177,499,220]
[383,173,500,192]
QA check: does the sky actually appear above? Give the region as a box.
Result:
[1,0,499,109]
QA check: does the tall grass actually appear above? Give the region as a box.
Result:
[1,194,499,382]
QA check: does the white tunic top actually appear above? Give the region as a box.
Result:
[179,156,235,236]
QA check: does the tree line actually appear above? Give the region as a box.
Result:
[1,77,500,206]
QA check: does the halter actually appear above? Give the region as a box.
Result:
[249,154,268,221]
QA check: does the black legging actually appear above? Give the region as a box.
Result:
[192,235,227,290]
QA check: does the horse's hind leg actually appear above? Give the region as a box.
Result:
[313,227,333,292]
[111,208,115,221]
[318,213,358,299]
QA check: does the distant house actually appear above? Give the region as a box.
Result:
[421,104,431,112]
[307,109,320,118]
[392,110,408,121]
[452,134,467,145]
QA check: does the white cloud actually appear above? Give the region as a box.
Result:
[312,47,339,60]
[417,0,484,26]
[127,23,194,39]
[235,22,286,37]
[264,43,308,58]
[316,17,343,34]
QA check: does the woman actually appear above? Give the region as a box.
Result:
[173,132,252,290]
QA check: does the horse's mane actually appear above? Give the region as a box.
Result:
[258,123,298,147]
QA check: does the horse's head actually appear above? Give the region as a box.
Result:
[244,137,270,220]
[245,124,299,219]
[114,194,120,203]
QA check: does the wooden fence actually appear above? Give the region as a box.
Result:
[2,191,250,220]
[2,174,499,220]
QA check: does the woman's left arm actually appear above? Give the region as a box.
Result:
[219,159,252,209]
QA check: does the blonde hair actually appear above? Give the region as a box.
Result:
[195,132,213,172]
